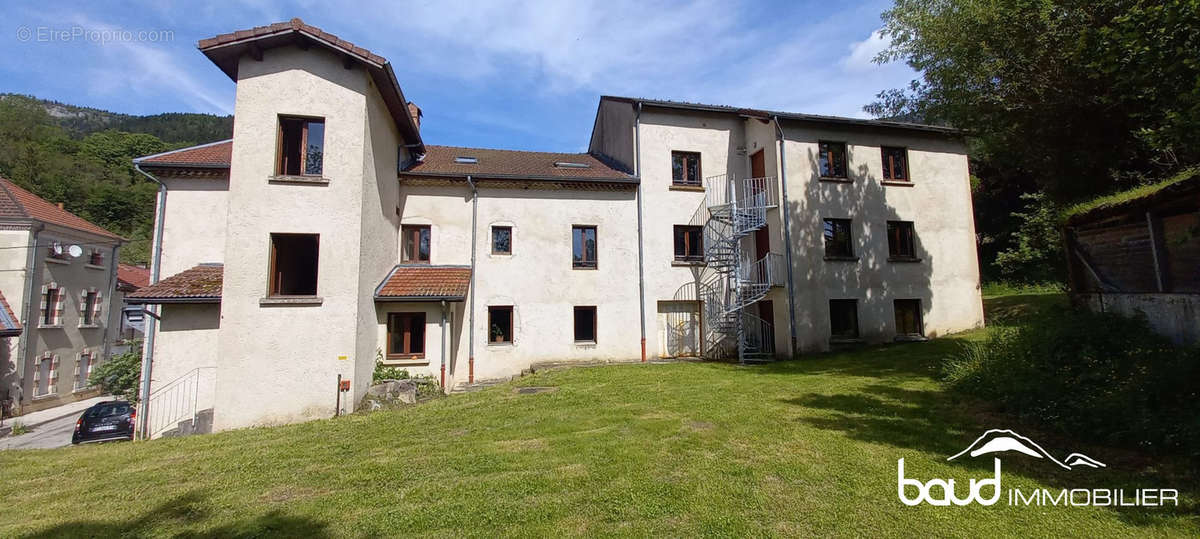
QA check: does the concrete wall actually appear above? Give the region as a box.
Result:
[158,175,229,277]
[215,44,374,429]
[148,302,219,436]
[396,183,642,383]
[780,122,982,352]
[1076,292,1200,345]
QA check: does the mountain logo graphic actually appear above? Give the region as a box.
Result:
[947,429,1106,470]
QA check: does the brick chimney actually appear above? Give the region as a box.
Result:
[56,202,64,210]
[407,102,422,131]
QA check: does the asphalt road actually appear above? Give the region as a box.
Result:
[0,412,80,450]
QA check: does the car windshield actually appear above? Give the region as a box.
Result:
[85,403,130,419]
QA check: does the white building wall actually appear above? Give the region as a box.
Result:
[158,175,229,277]
[148,302,219,437]
[780,123,983,352]
[215,45,372,429]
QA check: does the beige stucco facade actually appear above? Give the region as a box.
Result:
[136,30,982,435]
[0,224,121,415]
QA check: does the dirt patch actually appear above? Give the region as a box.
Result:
[495,438,548,452]
[513,386,558,395]
[260,486,328,503]
[684,420,715,431]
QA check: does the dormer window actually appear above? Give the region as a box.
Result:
[277,116,325,176]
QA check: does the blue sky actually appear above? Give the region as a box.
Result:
[0,0,915,152]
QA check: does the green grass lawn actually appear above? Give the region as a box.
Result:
[1,293,1195,537]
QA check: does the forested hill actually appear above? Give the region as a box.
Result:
[0,94,233,264]
[2,94,232,145]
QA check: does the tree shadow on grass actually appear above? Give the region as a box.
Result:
[784,381,1199,528]
[22,490,330,538]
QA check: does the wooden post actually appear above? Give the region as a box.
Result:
[1146,211,1168,292]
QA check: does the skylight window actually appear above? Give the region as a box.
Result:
[554,161,591,169]
[454,156,478,164]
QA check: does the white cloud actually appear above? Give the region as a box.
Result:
[843,29,889,71]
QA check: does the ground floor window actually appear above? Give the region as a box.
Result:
[75,352,92,390]
[829,299,859,340]
[489,306,513,344]
[387,312,426,359]
[574,306,596,343]
[894,299,923,336]
[35,356,54,396]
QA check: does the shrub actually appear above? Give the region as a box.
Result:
[372,350,442,400]
[89,344,142,402]
[943,307,1200,456]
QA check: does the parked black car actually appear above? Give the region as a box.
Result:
[72,400,134,444]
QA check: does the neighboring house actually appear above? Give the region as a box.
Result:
[0,292,23,417]
[114,264,150,342]
[129,19,982,437]
[1065,169,1200,344]
[0,178,124,415]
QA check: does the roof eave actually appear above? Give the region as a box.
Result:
[124,297,222,305]
[400,171,639,185]
[374,295,466,302]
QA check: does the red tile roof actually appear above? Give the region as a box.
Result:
[197,18,422,151]
[405,146,634,182]
[126,264,223,303]
[135,140,232,168]
[376,265,471,300]
[0,290,23,337]
[0,178,123,240]
[117,264,152,291]
[198,18,388,66]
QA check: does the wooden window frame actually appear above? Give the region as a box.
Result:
[823,218,855,258]
[268,233,320,297]
[488,305,514,344]
[572,225,598,269]
[401,225,432,264]
[881,146,909,181]
[887,221,917,260]
[573,306,597,343]
[671,151,703,186]
[829,299,860,340]
[276,116,325,177]
[81,291,98,326]
[818,141,848,179]
[491,226,512,255]
[42,287,59,326]
[88,249,104,266]
[386,312,427,360]
[673,225,704,262]
[894,299,924,337]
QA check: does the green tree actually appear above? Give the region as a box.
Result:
[871,0,1200,200]
[992,192,1063,284]
[89,345,143,402]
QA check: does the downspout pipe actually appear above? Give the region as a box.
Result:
[635,102,647,362]
[772,117,799,357]
[100,242,120,365]
[466,175,477,384]
[440,300,447,391]
[133,163,167,439]
[14,222,44,414]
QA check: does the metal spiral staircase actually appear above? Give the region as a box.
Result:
[695,173,782,364]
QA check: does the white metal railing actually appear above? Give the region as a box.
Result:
[146,367,214,438]
[743,312,775,355]
[735,176,777,210]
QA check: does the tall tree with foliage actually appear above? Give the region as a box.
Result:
[870,0,1200,281]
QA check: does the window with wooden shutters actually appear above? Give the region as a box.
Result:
[277,116,325,176]
[81,290,99,326]
[818,141,848,179]
[41,284,62,326]
[887,221,917,260]
[671,151,702,186]
[673,225,704,262]
[402,225,431,264]
[75,351,92,390]
[881,146,909,181]
[268,233,319,296]
[894,299,923,336]
[387,312,426,359]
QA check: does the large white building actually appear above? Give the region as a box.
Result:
[128,19,983,437]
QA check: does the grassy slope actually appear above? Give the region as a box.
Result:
[0,294,1195,537]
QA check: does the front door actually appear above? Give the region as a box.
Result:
[750,150,770,261]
